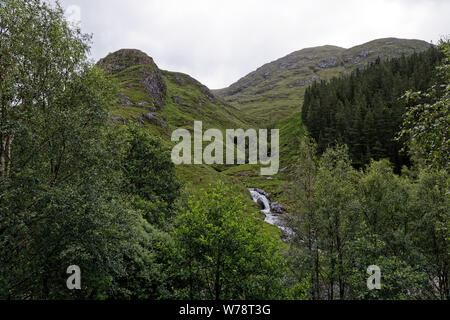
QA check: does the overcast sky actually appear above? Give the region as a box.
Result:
[58,0,449,89]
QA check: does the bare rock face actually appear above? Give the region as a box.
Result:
[270,202,287,214]
[97,49,167,107]
[110,116,126,124]
[317,57,340,69]
[140,112,168,131]
[118,94,133,106]
[141,69,167,107]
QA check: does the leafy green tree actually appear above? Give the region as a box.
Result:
[0,0,93,179]
[359,160,411,239]
[410,169,449,299]
[288,144,360,300]
[286,138,321,299]
[172,182,287,300]
[398,39,449,170]
[287,146,445,300]
[120,125,180,228]
[314,146,360,299]
[110,126,182,299]
[345,235,428,300]
[0,0,169,299]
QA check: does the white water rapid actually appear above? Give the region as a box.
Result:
[248,188,293,240]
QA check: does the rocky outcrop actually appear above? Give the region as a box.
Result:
[358,50,375,58]
[110,116,126,124]
[317,57,340,69]
[270,201,287,214]
[118,93,152,108]
[97,49,167,107]
[288,76,321,88]
[142,68,167,107]
[168,71,218,104]
[118,94,133,107]
[97,49,156,73]
[140,112,168,130]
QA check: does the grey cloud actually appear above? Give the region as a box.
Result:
[57,0,450,89]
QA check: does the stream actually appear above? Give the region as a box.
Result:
[248,188,293,241]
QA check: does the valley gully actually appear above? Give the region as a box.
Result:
[171,121,280,176]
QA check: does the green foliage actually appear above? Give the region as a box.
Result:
[285,278,309,300]
[288,144,361,299]
[359,160,410,238]
[120,125,180,226]
[0,0,128,299]
[1,0,447,302]
[410,168,449,299]
[287,144,448,300]
[345,236,428,300]
[285,139,320,298]
[398,39,450,170]
[302,47,442,172]
[172,182,287,300]
[0,0,179,300]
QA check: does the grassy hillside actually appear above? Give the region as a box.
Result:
[213,38,432,125]
[95,39,434,243]
[97,49,283,240]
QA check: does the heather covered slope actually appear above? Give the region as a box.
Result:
[213,38,432,124]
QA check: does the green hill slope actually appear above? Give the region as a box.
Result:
[94,39,434,242]
[97,49,250,134]
[213,38,432,125]
[96,49,283,239]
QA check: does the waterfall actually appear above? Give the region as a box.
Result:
[249,189,271,215]
[248,188,293,240]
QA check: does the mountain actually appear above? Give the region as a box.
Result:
[96,48,252,180]
[93,39,435,240]
[96,49,284,239]
[213,38,432,124]
[97,49,250,136]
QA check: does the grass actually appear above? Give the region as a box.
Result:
[161,70,251,131]
[176,163,283,240]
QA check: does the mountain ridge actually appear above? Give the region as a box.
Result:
[213,37,432,124]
